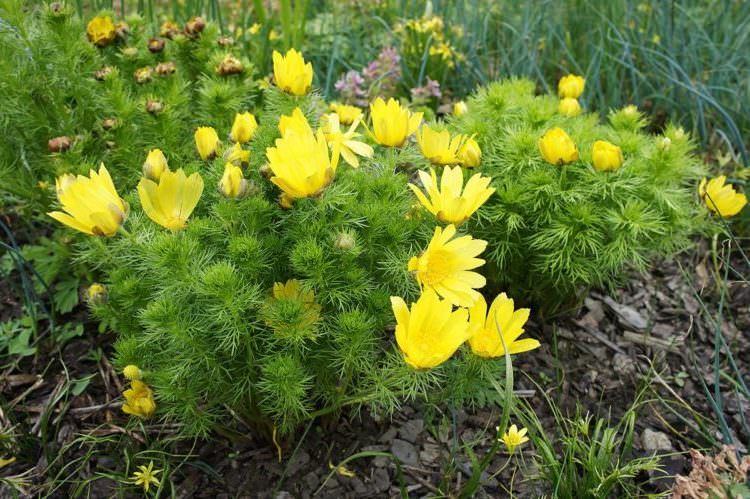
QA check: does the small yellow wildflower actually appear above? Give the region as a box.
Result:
[321,113,373,168]
[131,461,161,493]
[500,424,529,453]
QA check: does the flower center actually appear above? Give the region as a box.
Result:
[423,250,451,285]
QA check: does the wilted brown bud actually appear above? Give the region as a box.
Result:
[259,163,272,179]
[134,66,153,84]
[160,21,180,39]
[147,37,165,53]
[115,21,130,40]
[155,61,176,76]
[48,136,72,153]
[102,118,117,130]
[217,36,234,47]
[216,55,243,76]
[184,16,206,37]
[94,66,113,81]
[146,99,164,114]
[49,2,65,15]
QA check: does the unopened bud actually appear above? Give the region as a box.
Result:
[48,136,72,153]
[123,365,142,381]
[146,99,163,114]
[134,66,153,84]
[216,55,243,76]
[86,283,108,305]
[334,231,356,251]
[155,61,176,76]
[147,37,165,53]
[94,66,113,81]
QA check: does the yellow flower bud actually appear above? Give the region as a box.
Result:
[538,128,579,165]
[622,105,639,117]
[194,126,219,160]
[218,163,248,199]
[557,74,585,99]
[142,149,168,181]
[272,49,313,96]
[453,100,468,116]
[224,143,250,167]
[558,98,582,117]
[230,112,258,143]
[459,137,481,168]
[123,365,142,381]
[370,98,423,147]
[86,283,108,305]
[591,140,624,172]
[87,15,116,47]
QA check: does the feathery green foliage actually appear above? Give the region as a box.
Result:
[448,79,706,312]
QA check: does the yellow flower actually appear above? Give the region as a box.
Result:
[500,424,529,453]
[269,29,281,41]
[272,48,313,96]
[409,166,494,226]
[538,128,579,165]
[122,380,156,419]
[390,289,477,369]
[468,293,539,358]
[369,97,423,147]
[278,107,313,137]
[123,365,142,381]
[219,163,249,199]
[131,461,161,493]
[266,129,339,202]
[408,224,487,307]
[699,176,748,218]
[416,125,464,165]
[321,113,373,168]
[453,100,468,116]
[87,15,116,47]
[329,102,363,125]
[230,112,258,143]
[47,164,128,237]
[267,279,321,335]
[558,98,582,117]
[142,148,168,181]
[459,136,481,168]
[249,22,261,35]
[622,105,639,117]
[138,169,204,230]
[194,126,220,160]
[557,74,585,99]
[86,283,108,305]
[591,140,624,172]
[224,142,250,167]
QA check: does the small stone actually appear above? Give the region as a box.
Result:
[379,426,397,443]
[398,419,424,443]
[419,443,443,466]
[390,439,419,466]
[371,468,390,493]
[286,449,310,476]
[612,353,635,377]
[302,471,319,490]
[641,428,673,452]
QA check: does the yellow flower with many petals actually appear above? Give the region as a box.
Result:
[194,126,220,160]
[416,125,465,165]
[218,163,249,199]
[468,293,539,358]
[138,169,204,230]
[131,461,161,493]
[409,166,494,226]
[538,127,579,165]
[459,136,481,168]
[699,176,747,218]
[321,113,373,168]
[369,98,423,147]
[591,140,624,172]
[558,74,585,99]
[266,129,339,204]
[272,48,313,96]
[48,164,128,237]
[122,380,156,418]
[558,98,582,117]
[87,15,116,47]
[453,100,468,116]
[278,107,313,137]
[142,148,168,181]
[500,424,529,453]
[390,289,477,369]
[329,102,363,125]
[408,224,487,307]
[230,112,258,143]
